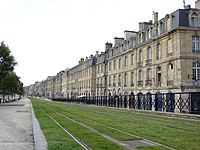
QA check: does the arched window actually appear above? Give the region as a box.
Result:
[191,13,198,27]
[146,29,151,41]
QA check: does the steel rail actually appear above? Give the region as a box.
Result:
[43,104,176,150]
[36,103,92,150]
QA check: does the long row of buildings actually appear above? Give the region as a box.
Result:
[25,1,200,102]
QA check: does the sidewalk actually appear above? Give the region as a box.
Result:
[0,98,47,150]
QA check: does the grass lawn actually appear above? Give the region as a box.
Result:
[30,97,200,150]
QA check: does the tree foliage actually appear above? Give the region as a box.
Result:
[0,41,24,102]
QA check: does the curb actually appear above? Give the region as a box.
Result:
[30,100,48,150]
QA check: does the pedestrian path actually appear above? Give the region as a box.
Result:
[0,98,47,150]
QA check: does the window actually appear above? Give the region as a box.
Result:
[124,73,127,87]
[147,68,152,81]
[147,29,151,40]
[109,76,111,87]
[124,56,128,67]
[166,17,171,31]
[131,72,134,86]
[113,60,116,70]
[193,62,200,80]
[139,50,143,62]
[121,44,124,51]
[140,32,145,43]
[147,47,152,60]
[119,58,121,69]
[109,62,111,71]
[192,36,200,53]
[112,49,114,56]
[127,41,130,50]
[118,74,121,86]
[131,54,134,65]
[139,70,143,81]
[157,43,161,59]
[113,75,116,86]
[142,32,145,42]
[101,65,103,73]
[191,13,198,27]
[138,34,141,44]
[138,70,143,86]
[168,63,173,70]
[157,67,161,84]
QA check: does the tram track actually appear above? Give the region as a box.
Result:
[38,101,176,150]
[64,104,200,133]
[35,102,92,150]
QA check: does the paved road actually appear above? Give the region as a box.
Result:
[0,98,47,150]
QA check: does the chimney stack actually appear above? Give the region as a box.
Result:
[152,11,158,23]
[105,42,112,51]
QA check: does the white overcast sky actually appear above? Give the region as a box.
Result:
[0,0,196,86]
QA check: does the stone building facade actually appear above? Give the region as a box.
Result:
[26,1,200,99]
[67,56,97,99]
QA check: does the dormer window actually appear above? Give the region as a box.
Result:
[191,13,198,27]
[166,16,172,31]
[147,28,151,40]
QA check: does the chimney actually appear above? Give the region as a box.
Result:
[195,0,200,9]
[95,51,99,56]
[184,5,191,9]
[105,42,112,50]
[139,22,143,31]
[114,37,124,46]
[124,30,137,40]
[152,11,158,23]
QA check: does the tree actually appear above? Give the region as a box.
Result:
[0,41,17,74]
[0,41,22,102]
